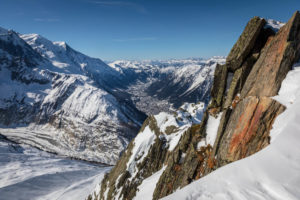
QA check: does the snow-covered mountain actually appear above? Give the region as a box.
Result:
[19,33,124,89]
[0,27,144,165]
[0,26,224,165]
[19,32,225,116]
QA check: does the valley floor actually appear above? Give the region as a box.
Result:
[0,135,111,200]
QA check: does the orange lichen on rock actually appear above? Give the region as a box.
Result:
[226,97,285,161]
[229,100,262,158]
[231,95,240,109]
[264,35,274,47]
[197,152,204,162]
[167,183,173,193]
[207,155,216,169]
[208,107,220,117]
[228,97,259,156]
[174,164,181,172]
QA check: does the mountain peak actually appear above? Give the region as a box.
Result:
[264,19,285,32]
[0,26,8,34]
[53,41,67,49]
[20,33,66,51]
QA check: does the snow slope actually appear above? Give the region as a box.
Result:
[128,102,206,178]
[0,135,111,200]
[162,64,300,200]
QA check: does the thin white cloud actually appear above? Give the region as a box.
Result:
[34,18,60,22]
[113,37,157,42]
[90,1,148,14]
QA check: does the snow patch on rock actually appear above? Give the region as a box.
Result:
[134,166,166,200]
[127,126,157,176]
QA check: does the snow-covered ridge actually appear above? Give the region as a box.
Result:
[92,102,206,199]
[129,102,206,177]
[20,33,118,78]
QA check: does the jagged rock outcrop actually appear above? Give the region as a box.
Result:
[91,11,300,200]
[226,16,266,71]
[212,11,300,169]
[241,11,300,98]
[89,103,206,200]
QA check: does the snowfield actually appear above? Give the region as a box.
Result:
[162,64,300,200]
[0,135,111,200]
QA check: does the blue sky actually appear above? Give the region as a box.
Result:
[0,0,299,60]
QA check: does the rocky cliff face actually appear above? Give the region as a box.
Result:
[91,11,300,200]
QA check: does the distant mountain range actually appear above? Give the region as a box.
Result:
[0,26,224,164]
